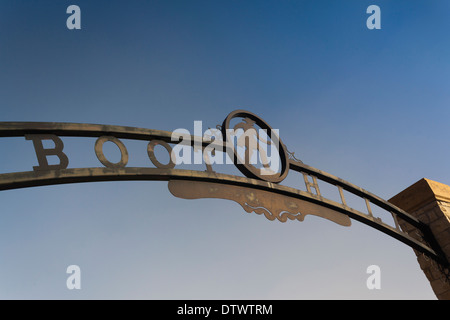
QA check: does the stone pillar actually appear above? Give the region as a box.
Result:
[389,178,450,300]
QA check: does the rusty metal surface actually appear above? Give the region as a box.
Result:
[0,166,442,264]
[221,109,289,183]
[95,136,129,168]
[168,180,351,226]
[0,110,448,268]
[25,134,69,171]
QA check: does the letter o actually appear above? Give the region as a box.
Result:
[147,140,176,169]
[95,136,129,168]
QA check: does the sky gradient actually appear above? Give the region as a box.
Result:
[1,0,450,299]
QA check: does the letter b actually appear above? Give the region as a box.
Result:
[25,134,69,171]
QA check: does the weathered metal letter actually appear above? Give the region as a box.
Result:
[147,140,175,169]
[94,136,128,168]
[25,134,69,171]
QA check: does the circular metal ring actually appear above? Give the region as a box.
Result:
[147,140,176,169]
[94,136,129,168]
[221,110,289,183]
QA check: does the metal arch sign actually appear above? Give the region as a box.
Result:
[0,110,448,268]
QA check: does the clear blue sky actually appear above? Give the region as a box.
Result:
[1,0,449,299]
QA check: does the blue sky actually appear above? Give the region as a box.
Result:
[1,0,449,299]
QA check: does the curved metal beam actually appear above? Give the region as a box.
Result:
[0,167,443,265]
[0,122,430,225]
[0,121,447,267]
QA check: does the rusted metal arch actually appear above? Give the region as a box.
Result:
[0,121,447,267]
[0,166,444,265]
[0,121,429,226]
[0,122,176,142]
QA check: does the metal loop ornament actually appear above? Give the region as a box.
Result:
[95,136,129,168]
[221,110,289,184]
[147,140,176,169]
